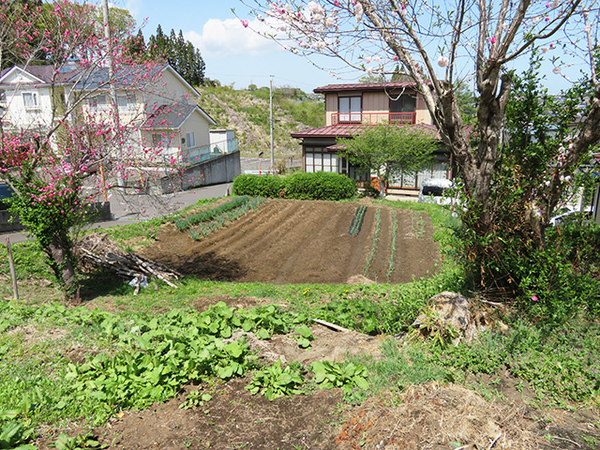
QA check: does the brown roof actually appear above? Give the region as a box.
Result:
[1,64,83,85]
[291,123,440,139]
[314,81,419,93]
[291,124,363,139]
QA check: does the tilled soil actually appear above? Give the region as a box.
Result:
[140,198,441,284]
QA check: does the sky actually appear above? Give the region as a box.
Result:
[110,0,584,94]
[113,0,362,92]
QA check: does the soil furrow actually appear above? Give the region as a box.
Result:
[141,199,440,284]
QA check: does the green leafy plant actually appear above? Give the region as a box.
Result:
[412,304,459,347]
[179,390,212,410]
[246,361,304,401]
[53,432,104,450]
[310,360,369,400]
[294,325,314,349]
[0,421,36,450]
[175,196,252,231]
[237,304,298,339]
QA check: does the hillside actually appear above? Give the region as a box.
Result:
[197,84,324,167]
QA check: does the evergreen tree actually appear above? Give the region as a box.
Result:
[146,25,205,86]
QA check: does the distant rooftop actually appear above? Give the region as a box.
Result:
[314,81,419,93]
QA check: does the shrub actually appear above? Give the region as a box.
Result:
[232,174,284,197]
[284,172,357,200]
[232,172,358,201]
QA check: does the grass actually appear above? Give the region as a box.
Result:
[1,199,599,448]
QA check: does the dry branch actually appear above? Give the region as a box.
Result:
[75,233,182,288]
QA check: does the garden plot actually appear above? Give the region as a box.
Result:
[140,198,441,284]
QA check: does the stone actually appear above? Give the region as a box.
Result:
[411,291,480,345]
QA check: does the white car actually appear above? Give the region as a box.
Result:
[549,207,593,226]
[418,178,454,205]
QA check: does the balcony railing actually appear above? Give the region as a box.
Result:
[331,112,416,125]
[181,138,239,167]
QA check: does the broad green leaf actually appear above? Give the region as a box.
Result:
[224,342,243,358]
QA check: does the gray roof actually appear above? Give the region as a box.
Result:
[143,103,197,129]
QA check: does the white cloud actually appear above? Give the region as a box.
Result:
[184,18,282,58]
[125,0,142,18]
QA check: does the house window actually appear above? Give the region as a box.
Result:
[153,132,171,149]
[390,95,416,123]
[22,92,38,109]
[339,96,361,123]
[88,94,106,108]
[117,93,136,109]
[305,148,338,173]
[186,132,196,149]
[0,89,6,105]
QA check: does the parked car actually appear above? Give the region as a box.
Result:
[549,207,593,226]
[0,183,14,210]
[418,178,454,205]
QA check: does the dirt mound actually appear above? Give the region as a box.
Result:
[140,199,441,284]
[71,375,599,450]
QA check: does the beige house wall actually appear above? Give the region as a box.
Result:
[324,93,337,126]
[323,88,431,125]
[145,68,198,107]
[179,111,212,150]
[415,94,431,124]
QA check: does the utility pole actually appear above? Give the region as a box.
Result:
[102,0,119,126]
[102,0,123,194]
[270,76,274,171]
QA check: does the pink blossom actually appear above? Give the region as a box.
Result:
[532,295,538,302]
[490,37,496,45]
[241,19,249,28]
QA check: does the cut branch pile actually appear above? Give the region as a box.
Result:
[75,233,182,289]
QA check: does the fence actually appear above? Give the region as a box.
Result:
[181,138,239,167]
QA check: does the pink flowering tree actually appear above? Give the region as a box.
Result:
[0,0,180,301]
[241,0,600,294]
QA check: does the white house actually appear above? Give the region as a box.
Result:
[0,63,216,164]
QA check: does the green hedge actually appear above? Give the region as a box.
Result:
[232,172,357,201]
[231,174,285,198]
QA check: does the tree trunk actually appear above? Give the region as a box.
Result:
[45,239,80,304]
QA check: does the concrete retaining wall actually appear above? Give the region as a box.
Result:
[0,210,23,232]
[161,150,241,194]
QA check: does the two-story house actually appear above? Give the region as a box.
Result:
[291,82,451,194]
[0,63,216,166]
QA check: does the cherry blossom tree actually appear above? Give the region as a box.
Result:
[241,0,600,293]
[0,0,179,301]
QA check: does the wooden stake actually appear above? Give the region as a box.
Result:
[5,237,19,300]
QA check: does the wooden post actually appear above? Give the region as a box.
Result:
[5,237,19,300]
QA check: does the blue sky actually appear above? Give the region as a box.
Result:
[112,0,581,94]
[114,0,360,92]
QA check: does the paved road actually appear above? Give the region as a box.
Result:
[1,182,232,244]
